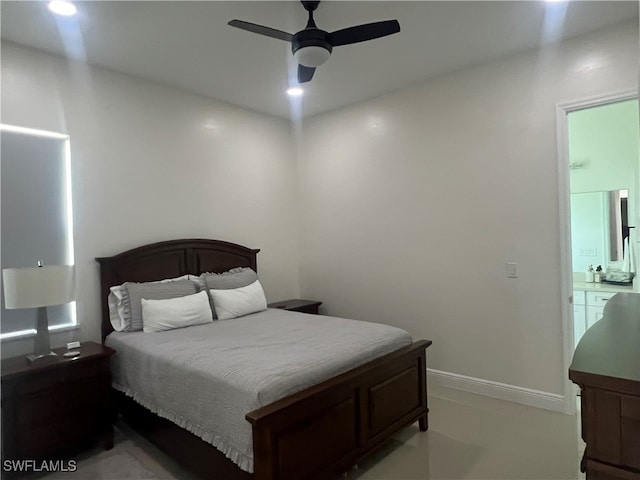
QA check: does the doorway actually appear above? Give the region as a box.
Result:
[556,90,639,414]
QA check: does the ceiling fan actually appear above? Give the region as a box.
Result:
[228,1,400,84]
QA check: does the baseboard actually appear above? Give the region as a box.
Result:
[427,368,567,413]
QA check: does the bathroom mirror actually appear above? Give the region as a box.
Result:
[570,189,629,270]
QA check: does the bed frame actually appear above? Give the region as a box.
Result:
[97,238,432,480]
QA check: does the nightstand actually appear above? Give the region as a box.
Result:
[268,299,323,315]
[1,342,115,466]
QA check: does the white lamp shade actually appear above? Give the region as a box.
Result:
[3,265,75,309]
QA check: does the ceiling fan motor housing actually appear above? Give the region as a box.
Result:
[292,29,333,67]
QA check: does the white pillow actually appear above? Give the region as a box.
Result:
[209,279,267,320]
[108,274,200,332]
[141,290,213,333]
[108,286,128,332]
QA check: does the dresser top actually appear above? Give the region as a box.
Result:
[569,293,640,394]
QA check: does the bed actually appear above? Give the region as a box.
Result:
[97,238,432,480]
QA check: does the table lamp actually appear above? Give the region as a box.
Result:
[2,262,75,364]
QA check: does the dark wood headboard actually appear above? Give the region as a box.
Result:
[96,239,260,342]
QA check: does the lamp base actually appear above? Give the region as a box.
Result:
[27,306,58,365]
[26,351,58,365]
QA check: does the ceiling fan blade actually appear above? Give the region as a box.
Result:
[228,20,293,42]
[329,20,400,47]
[298,64,316,83]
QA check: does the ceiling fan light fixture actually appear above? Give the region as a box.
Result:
[286,87,304,96]
[48,0,77,16]
[294,46,331,68]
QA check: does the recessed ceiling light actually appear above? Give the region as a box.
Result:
[286,87,304,97]
[48,1,77,16]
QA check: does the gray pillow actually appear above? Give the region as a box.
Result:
[201,267,258,290]
[201,268,258,319]
[126,279,200,331]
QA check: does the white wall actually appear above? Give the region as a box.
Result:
[569,99,639,194]
[1,42,300,357]
[296,22,639,396]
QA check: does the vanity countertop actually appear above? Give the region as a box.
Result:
[573,281,636,293]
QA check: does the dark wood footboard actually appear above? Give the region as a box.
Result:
[247,340,431,480]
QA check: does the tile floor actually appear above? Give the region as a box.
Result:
[34,384,584,480]
[350,385,582,480]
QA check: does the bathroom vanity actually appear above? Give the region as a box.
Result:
[572,281,634,346]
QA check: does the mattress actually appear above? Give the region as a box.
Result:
[105,308,412,473]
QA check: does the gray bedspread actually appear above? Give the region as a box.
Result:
[106,308,412,473]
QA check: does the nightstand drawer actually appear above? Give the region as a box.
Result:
[17,381,107,427]
[62,359,106,383]
[17,423,63,459]
[17,393,60,426]
[12,370,61,396]
[9,358,108,397]
[18,416,97,459]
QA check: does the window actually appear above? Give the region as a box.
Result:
[1,125,76,339]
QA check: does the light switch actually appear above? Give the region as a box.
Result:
[506,262,518,278]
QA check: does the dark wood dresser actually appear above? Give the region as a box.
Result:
[569,293,640,480]
[1,342,115,466]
